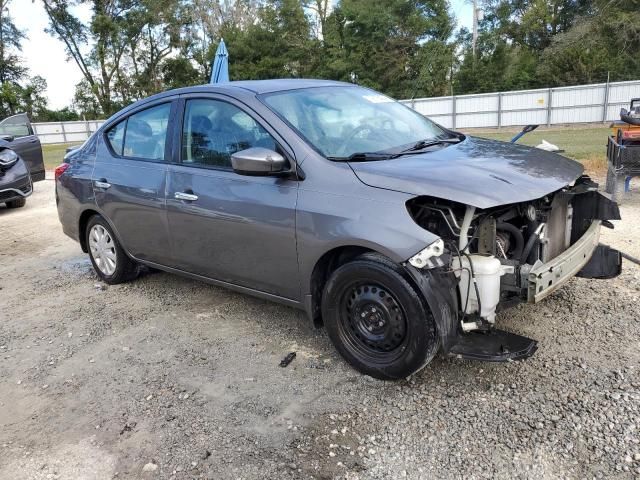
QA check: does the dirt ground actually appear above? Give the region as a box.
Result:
[1,176,639,480]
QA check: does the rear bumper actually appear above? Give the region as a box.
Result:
[527,220,601,303]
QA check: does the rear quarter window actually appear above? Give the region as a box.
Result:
[106,121,125,155]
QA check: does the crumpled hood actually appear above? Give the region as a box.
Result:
[349,136,584,209]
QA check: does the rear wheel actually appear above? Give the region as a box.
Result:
[321,253,438,380]
[6,197,26,208]
[86,215,139,284]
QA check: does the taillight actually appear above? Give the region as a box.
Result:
[54,163,70,180]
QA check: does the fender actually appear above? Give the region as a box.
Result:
[404,264,460,353]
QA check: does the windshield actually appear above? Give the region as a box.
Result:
[261,86,446,159]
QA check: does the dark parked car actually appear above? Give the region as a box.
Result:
[0,113,45,208]
[55,80,622,379]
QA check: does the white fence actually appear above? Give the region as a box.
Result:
[32,79,640,144]
[400,79,640,129]
[33,120,104,145]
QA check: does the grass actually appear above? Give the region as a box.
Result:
[465,125,611,174]
[42,142,82,170]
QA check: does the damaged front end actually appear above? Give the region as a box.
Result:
[404,175,622,362]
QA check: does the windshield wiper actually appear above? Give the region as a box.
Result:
[327,137,463,162]
[327,152,393,162]
[394,137,462,156]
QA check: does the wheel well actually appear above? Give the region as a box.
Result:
[78,209,99,252]
[309,246,373,328]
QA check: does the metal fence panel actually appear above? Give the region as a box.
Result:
[501,89,548,111]
[456,112,499,128]
[33,120,105,145]
[502,109,548,127]
[403,80,640,129]
[31,80,640,144]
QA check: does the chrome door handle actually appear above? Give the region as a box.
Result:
[174,191,198,201]
[94,180,111,189]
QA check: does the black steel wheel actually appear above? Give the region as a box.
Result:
[340,283,408,362]
[322,253,439,380]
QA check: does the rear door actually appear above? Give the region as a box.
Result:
[165,95,300,300]
[93,100,176,263]
[0,113,45,181]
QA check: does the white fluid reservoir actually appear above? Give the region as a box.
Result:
[454,255,513,324]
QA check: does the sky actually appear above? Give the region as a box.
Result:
[11,1,91,109]
[9,0,474,110]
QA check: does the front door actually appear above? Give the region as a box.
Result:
[166,96,300,300]
[93,101,175,263]
[0,114,44,181]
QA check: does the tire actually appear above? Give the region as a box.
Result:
[86,215,139,285]
[321,253,439,380]
[6,197,26,208]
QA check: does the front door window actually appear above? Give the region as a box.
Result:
[0,113,32,139]
[181,99,278,168]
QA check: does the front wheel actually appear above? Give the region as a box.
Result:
[86,215,139,285]
[321,253,438,380]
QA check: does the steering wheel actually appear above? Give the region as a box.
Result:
[336,124,374,156]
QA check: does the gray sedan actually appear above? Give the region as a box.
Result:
[55,80,621,379]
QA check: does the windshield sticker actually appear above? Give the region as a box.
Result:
[362,94,393,104]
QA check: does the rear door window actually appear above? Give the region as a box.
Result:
[123,104,171,160]
[106,121,126,156]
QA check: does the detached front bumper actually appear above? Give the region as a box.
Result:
[527,220,603,303]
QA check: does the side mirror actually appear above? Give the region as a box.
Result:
[1,134,15,142]
[231,147,288,176]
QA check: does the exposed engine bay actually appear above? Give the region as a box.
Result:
[406,175,622,336]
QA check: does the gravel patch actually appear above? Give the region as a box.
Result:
[0,178,638,479]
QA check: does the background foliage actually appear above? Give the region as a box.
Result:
[0,0,638,120]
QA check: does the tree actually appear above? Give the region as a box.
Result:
[125,0,190,99]
[37,106,80,121]
[185,0,260,79]
[72,79,103,120]
[161,56,202,90]
[0,0,51,118]
[0,0,26,84]
[303,0,331,39]
[453,0,597,94]
[218,0,319,80]
[537,0,640,86]
[42,0,187,116]
[42,0,126,115]
[31,0,640,116]
[321,0,455,98]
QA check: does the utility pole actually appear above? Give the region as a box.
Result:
[472,0,478,61]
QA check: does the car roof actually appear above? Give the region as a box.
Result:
[180,78,353,95]
[227,78,351,94]
[107,79,356,126]
[156,79,353,99]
